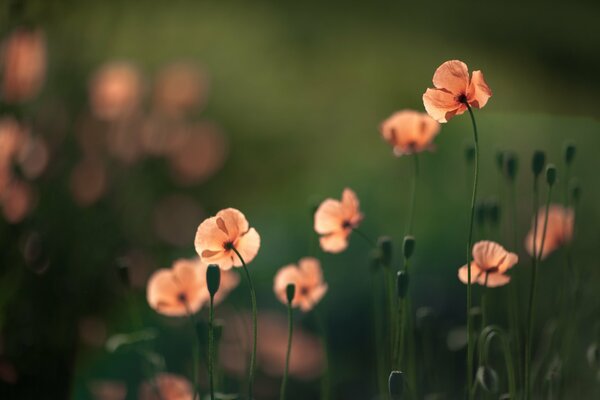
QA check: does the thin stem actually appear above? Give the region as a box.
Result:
[231,246,258,400]
[481,272,489,330]
[314,307,331,400]
[507,179,522,387]
[208,295,215,400]
[184,305,201,400]
[395,257,410,368]
[465,104,480,400]
[280,300,294,400]
[406,153,420,235]
[352,227,377,248]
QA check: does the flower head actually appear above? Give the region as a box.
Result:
[423,60,492,123]
[314,188,363,253]
[274,257,328,311]
[146,258,205,316]
[525,205,574,260]
[197,259,240,305]
[138,373,193,400]
[380,110,440,156]
[458,241,518,287]
[195,208,260,270]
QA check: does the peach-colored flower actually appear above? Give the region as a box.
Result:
[153,62,208,118]
[146,259,206,316]
[89,62,142,121]
[1,28,46,103]
[69,158,108,206]
[458,241,518,287]
[423,60,492,123]
[194,208,260,270]
[89,380,127,400]
[274,257,328,311]
[138,373,193,400]
[380,110,440,156]
[1,180,34,223]
[525,205,574,260]
[314,188,363,253]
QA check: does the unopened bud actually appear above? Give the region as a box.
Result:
[378,236,393,266]
[206,265,221,298]
[477,366,499,393]
[503,151,518,181]
[546,164,557,186]
[397,271,409,299]
[286,283,296,304]
[532,150,546,177]
[564,142,576,165]
[402,236,415,260]
[388,370,404,400]
[570,179,581,203]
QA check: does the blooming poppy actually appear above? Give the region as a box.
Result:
[380,110,440,156]
[314,188,363,253]
[138,373,193,400]
[458,241,518,287]
[195,208,261,270]
[273,257,328,311]
[422,60,492,123]
[525,204,574,260]
[146,258,205,316]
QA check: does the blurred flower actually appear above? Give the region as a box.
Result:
[16,134,50,179]
[89,380,127,400]
[525,205,574,260]
[422,60,492,123]
[117,249,155,289]
[220,311,324,380]
[274,257,328,311]
[153,62,208,118]
[89,62,142,121]
[379,110,440,156]
[0,28,46,103]
[138,373,193,400]
[153,194,205,247]
[139,116,187,156]
[314,188,363,253]
[458,240,518,287]
[78,316,108,347]
[105,117,145,164]
[0,117,25,164]
[69,158,108,206]
[1,180,34,223]
[167,122,228,185]
[146,258,206,316]
[195,208,261,270]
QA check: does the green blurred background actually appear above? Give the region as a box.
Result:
[0,0,599,399]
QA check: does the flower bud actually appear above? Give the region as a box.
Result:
[286,283,296,304]
[206,264,221,298]
[402,236,415,260]
[546,164,557,186]
[564,142,576,165]
[388,370,404,400]
[378,236,393,266]
[503,151,518,181]
[532,150,546,177]
[570,179,581,203]
[396,271,409,299]
[476,366,499,393]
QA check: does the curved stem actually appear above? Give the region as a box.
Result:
[478,326,517,400]
[352,227,377,248]
[231,246,258,400]
[280,300,294,400]
[208,296,215,400]
[465,104,480,400]
[406,154,420,235]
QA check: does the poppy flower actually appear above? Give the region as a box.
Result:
[422,60,492,123]
[138,373,193,400]
[314,188,363,253]
[379,110,440,156]
[458,241,518,287]
[146,258,205,316]
[194,208,261,270]
[89,62,142,121]
[273,257,328,311]
[525,205,574,260]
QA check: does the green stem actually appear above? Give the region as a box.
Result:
[481,272,489,330]
[507,179,522,387]
[465,104,480,400]
[232,246,258,400]
[185,308,201,400]
[353,227,377,248]
[478,326,517,400]
[209,296,215,400]
[280,300,294,400]
[314,307,331,400]
[406,154,419,235]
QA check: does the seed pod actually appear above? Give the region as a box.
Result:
[378,236,393,266]
[388,370,404,400]
[564,142,576,165]
[286,283,296,304]
[206,264,221,298]
[402,236,415,260]
[532,150,546,177]
[396,271,409,299]
[476,366,499,393]
[546,164,557,186]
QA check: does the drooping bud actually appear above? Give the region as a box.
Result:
[396,271,409,299]
[564,142,576,165]
[546,164,557,186]
[206,264,221,298]
[503,151,518,181]
[476,366,499,393]
[388,370,404,400]
[378,236,393,266]
[532,150,546,177]
[402,236,415,260]
[286,283,296,304]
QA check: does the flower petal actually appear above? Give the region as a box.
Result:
[233,227,261,266]
[432,60,470,94]
[314,199,344,234]
[423,88,463,123]
[319,231,349,253]
[467,70,492,109]
[457,263,483,285]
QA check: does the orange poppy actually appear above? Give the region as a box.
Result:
[380,110,440,156]
[146,258,205,316]
[525,204,574,260]
[138,373,193,400]
[194,208,261,270]
[422,60,492,123]
[458,241,518,287]
[273,257,328,311]
[314,188,363,253]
